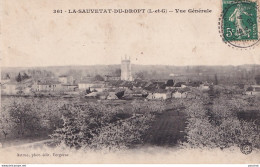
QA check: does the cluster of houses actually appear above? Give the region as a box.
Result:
[1,74,260,100]
[1,75,77,95]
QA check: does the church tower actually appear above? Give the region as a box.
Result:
[121,56,133,81]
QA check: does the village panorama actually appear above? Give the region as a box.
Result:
[0,58,260,154]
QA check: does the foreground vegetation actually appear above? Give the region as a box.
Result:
[1,92,259,151]
[183,95,260,150]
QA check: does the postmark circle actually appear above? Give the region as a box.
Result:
[240,142,253,155]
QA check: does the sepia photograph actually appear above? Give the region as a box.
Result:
[0,0,260,164]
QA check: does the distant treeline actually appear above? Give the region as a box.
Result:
[2,64,260,84]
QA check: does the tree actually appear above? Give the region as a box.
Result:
[166,80,174,86]
[89,113,154,151]
[9,100,41,137]
[0,112,14,139]
[114,69,121,77]
[16,73,22,82]
[94,75,104,81]
[214,74,218,85]
[183,96,260,149]
[255,74,260,85]
[115,91,124,99]
[51,103,112,149]
[86,88,91,94]
[135,72,145,80]
[22,72,30,80]
[5,73,10,79]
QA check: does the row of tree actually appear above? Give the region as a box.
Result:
[183,95,260,150]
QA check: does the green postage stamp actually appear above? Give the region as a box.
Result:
[222,0,259,43]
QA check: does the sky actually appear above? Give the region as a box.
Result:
[1,0,260,67]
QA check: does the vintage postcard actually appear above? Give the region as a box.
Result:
[0,0,260,164]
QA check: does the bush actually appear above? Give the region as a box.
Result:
[51,103,112,149]
[0,97,66,139]
[51,102,156,150]
[184,96,260,149]
[89,113,154,151]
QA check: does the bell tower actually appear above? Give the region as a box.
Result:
[121,55,133,81]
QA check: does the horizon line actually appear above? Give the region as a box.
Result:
[1,63,260,69]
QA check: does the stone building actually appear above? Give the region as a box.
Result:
[121,56,133,81]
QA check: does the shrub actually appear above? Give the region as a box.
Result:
[184,96,260,149]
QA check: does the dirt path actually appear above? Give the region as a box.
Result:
[143,109,187,147]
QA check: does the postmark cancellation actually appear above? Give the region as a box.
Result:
[220,0,260,48]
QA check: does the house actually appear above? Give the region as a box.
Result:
[122,88,133,99]
[144,82,157,91]
[90,84,106,92]
[132,90,144,97]
[172,91,187,98]
[146,89,169,100]
[85,92,99,98]
[1,82,18,95]
[181,84,187,88]
[147,93,167,100]
[174,82,186,88]
[146,93,156,100]
[78,82,95,90]
[186,81,202,88]
[33,81,62,92]
[1,79,11,84]
[78,80,106,91]
[199,83,210,91]
[107,80,124,88]
[104,75,120,81]
[119,81,133,89]
[59,75,74,85]
[172,91,182,98]
[154,81,166,89]
[16,85,33,95]
[130,87,147,97]
[246,85,260,96]
[61,84,78,91]
[24,87,32,95]
[98,92,109,100]
[133,81,147,89]
[107,92,118,100]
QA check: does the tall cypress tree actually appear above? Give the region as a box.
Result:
[16,73,22,82]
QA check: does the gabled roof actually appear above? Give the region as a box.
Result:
[181,87,191,92]
[153,89,167,93]
[59,75,67,78]
[78,76,95,83]
[107,80,123,87]
[85,92,99,97]
[91,84,104,88]
[107,92,119,99]
[62,84,78,86]
[172,90,182,94]
[133,81,145,88]
[186,81,202,87]
[37,80,61,85]
[174,82,186,87]
[202,83,210,86]
[144,83,157,91]
[78,80,93,84]
[119,81,133,88]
